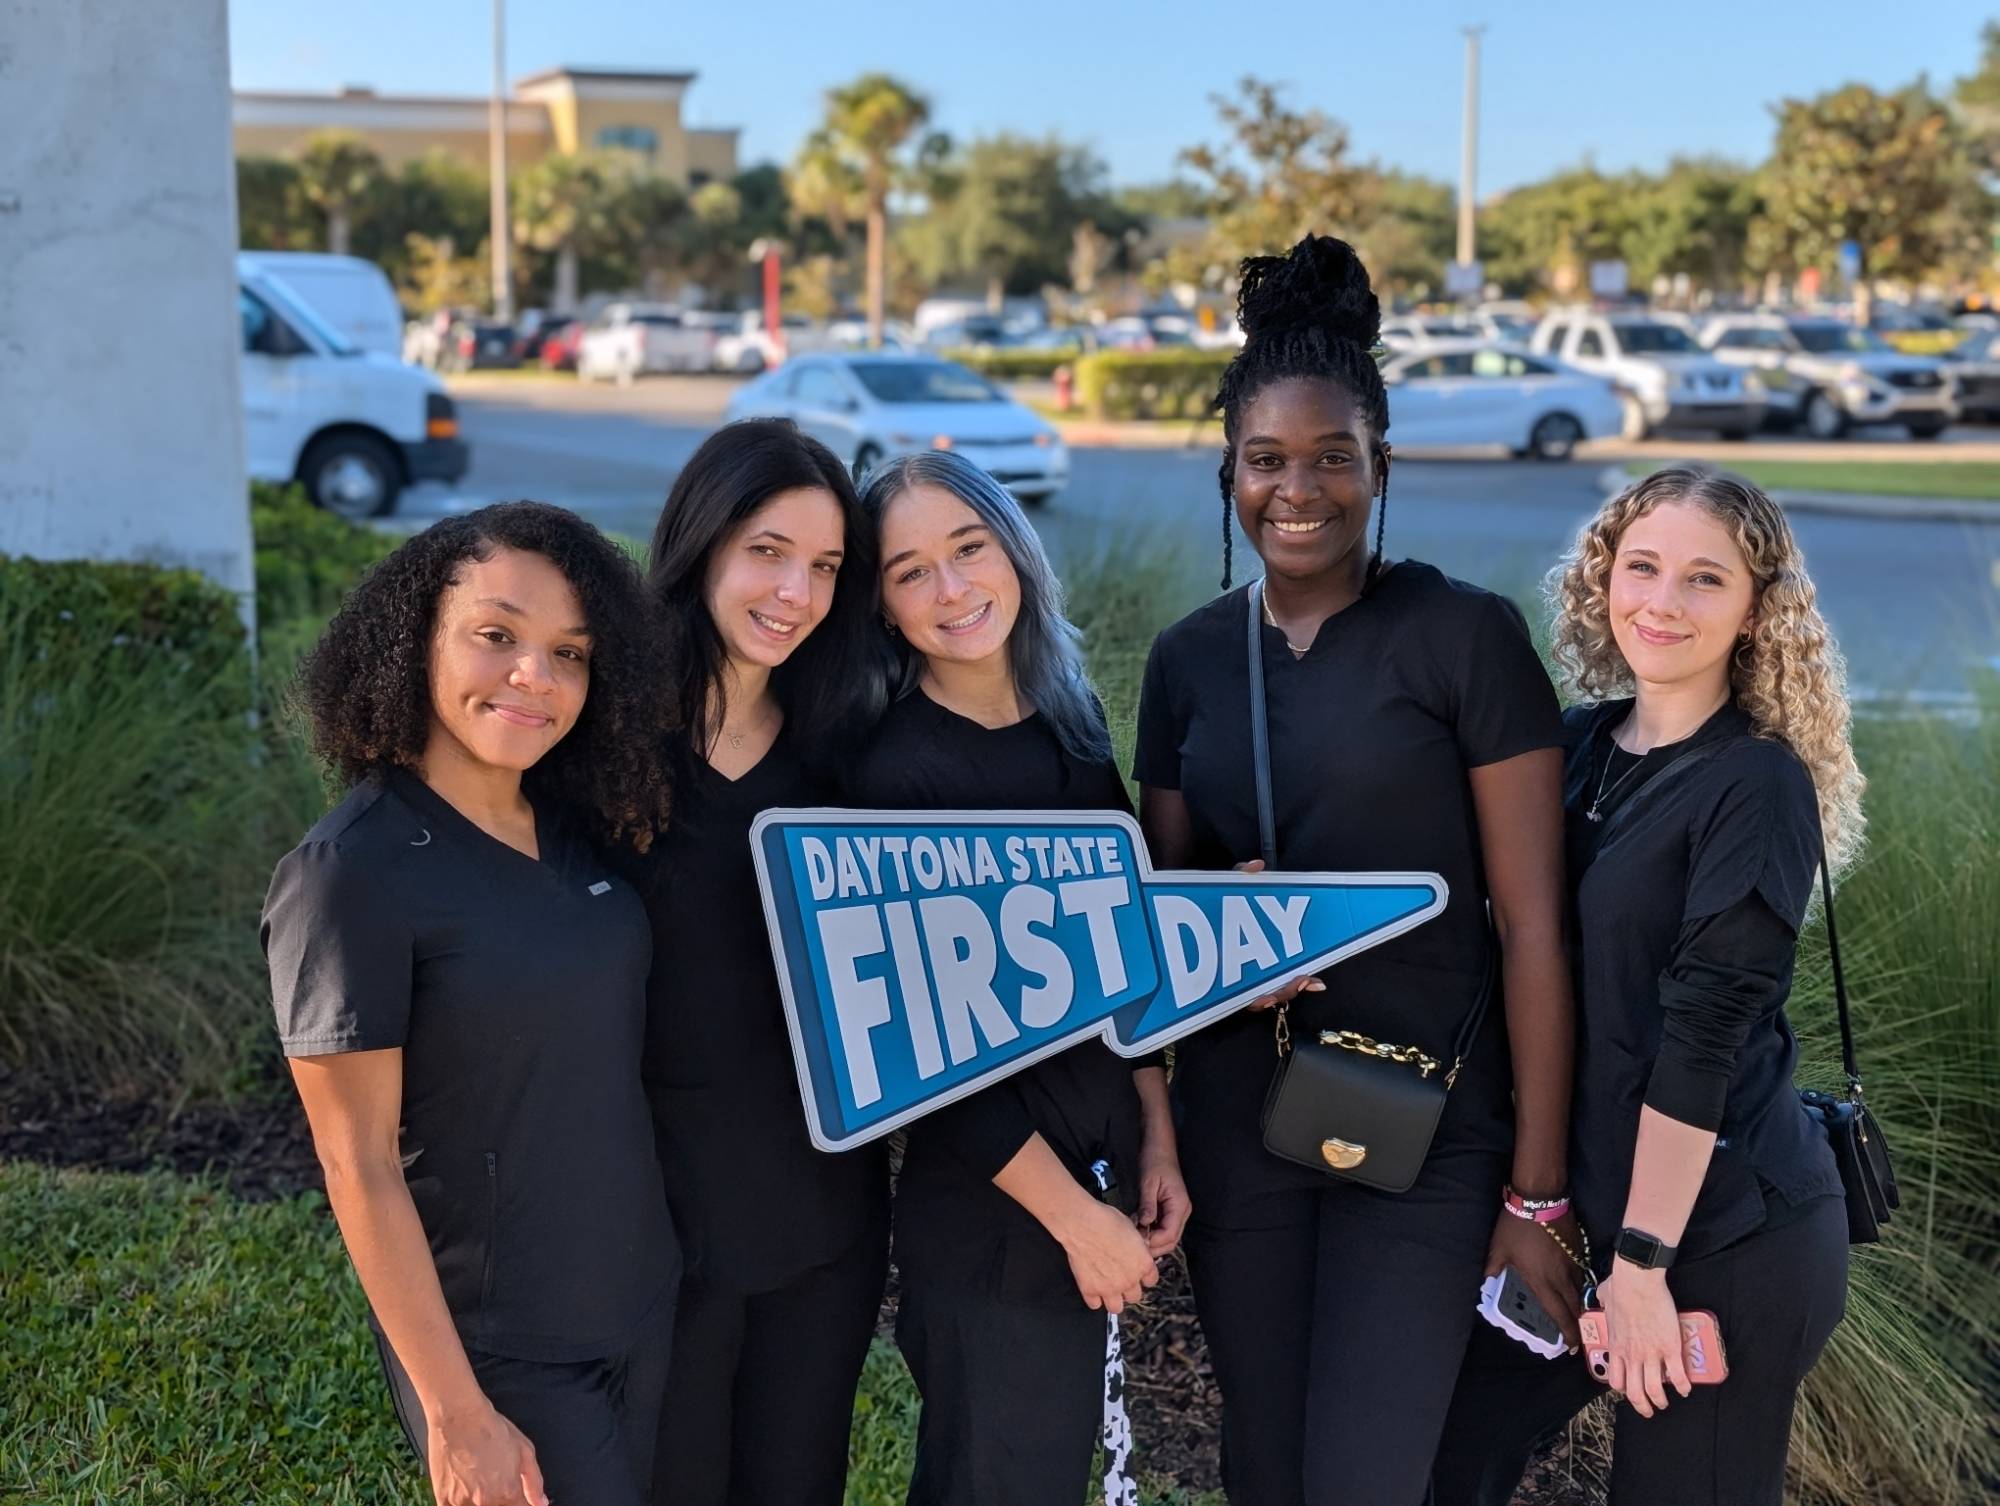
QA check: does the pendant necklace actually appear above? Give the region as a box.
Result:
[1261,592,1312,656]
[1586,741,1644,823]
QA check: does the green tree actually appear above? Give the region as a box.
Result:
[292,131,387,257]
[1162,77,1379,292]
[1481,166,1635,296]
[1750,82,1988,316]
[1622,158,1762,298]
[792,74,935,345]
[1953,20,2000,178]
[1355,171,1455,298]
[512,151,628,312]
[907,134,1134,306]
[349,150,490,290]
[236,157,308,249]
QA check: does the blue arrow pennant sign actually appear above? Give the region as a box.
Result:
[751,809,1447,1151]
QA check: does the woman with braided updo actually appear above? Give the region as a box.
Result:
[1133,235,1580,1504]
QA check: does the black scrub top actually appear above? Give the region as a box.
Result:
[261,768,678,1362]
[846,688,1146,1308]
[638,729,888,1294]
[1134,563,1564,1178]
[1562,700,1843,1263]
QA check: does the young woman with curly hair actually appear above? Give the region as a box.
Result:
[261,502,678,1506]
[1133,233,1579,1505]
[1432,468,1863,1506]
[635,420,888,1506]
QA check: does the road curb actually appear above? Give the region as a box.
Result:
[1592,466,1997,524]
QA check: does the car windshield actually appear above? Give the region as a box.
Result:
[252,274,358,356]
[1614,322,1698,354]
[850,361,1000,404]
[630,312,681,326]
[1792,324,1891,355]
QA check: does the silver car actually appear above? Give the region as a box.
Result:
[723,353,1070,504]
[1701,316,1957,439]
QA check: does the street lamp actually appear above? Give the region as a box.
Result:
[488,0,513,322]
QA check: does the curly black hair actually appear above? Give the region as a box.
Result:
[1212,233,1392,589]
[294,501,676,851]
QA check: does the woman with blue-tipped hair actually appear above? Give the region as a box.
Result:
[845,451,1188,1506]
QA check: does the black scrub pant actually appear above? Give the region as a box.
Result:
[376,1299,672,1506]
[1181,1057,1513,1506]
[1429,1194,1848,1506]
[895,1273,1106,1506]
[652,1225,888,1506]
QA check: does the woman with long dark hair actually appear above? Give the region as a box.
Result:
[1431,469,1859,1505]
[639,419,889,1506]
[263,502,677,1506]
[1132,235,1579,1504]
[847,450,1188,1506]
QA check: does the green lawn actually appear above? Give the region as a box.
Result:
[1635,460,2000,502]
[0,1161,1217,1505]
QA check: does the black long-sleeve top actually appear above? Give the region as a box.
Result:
[1563,700,1844,1261]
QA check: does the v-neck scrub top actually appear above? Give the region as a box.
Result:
[847,690,1147,1307]
[638,729,888,1293]
[261,769,678,1362]
[1134,564,1564,1173]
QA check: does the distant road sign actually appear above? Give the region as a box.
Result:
[1445,261,1484,298]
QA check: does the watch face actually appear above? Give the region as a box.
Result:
[1618,1228,1665,1267]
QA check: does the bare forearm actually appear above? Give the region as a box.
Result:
[1132,1065,1174,1153]
[1500,920,1572,1198]
[1619,1106,1717,1247]
[322,1161,484,1422]
[991,1131,1102,1243]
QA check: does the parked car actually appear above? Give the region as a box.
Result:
[1942,329,2000,424]
[539,319,587,372]
[441,318,520,373]
[1700,315,1957,439]
[510,311,578,364]
[1380,341,1622,460]
[1380,316,1475,350]
[712,311,834,372]
[238,255,466,519]
[1869,304,1967,357]
[576,303,719,382]
[1530,311,1766,438]
[239,251,405,360]
[724,353,1069,504]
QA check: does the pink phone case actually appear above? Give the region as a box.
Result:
[1578,1309,1729,1385]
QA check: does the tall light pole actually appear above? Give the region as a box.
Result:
[1456,25,1485,275]
[488,0,513,320]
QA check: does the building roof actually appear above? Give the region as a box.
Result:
[513,67,697,88]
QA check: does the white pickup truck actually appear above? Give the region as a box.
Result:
[576,303,719,383]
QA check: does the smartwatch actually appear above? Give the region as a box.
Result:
[1614,1226,1679,1271]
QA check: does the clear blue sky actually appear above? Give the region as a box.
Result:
[230,0,1993,194]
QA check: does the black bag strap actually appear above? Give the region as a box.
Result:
[1248,579,1491,1076]
[1819,859,1863,1101]
[1246,580,1278,868]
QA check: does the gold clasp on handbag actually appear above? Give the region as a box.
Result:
[1317,1029,1441,1079]
[1321,1137,1368,1169]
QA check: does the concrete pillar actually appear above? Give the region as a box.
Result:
[0,0,254,616]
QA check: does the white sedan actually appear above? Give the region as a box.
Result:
[723,353,1070,503]
[1381,340,1623,460]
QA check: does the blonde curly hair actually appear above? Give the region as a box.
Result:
[1548,467,1866,876]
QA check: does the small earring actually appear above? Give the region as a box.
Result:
[883,618,899,637]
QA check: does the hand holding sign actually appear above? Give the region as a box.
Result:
[752,810,1448,1150]
[1232,859,1328,1011]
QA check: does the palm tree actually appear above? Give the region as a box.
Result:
[791,75,932,346]
[293,132,384,256]
[512,152,621,314]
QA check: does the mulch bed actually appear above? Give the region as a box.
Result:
[1,1061,1598,1502]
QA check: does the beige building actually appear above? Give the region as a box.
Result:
[233,66,739,188]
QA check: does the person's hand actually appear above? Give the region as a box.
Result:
[427,1399,548,1506]
[1135,1139,1193,1257]
[1060,1197,1161,1314]
[1595,1261,1692,1418]
[1232,860,1327,1011]
[1485,1209,1585,1351]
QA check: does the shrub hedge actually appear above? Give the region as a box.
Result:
[940,346,1077,381]
[1072,350,1232,421]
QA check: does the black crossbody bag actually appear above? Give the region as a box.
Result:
[1247,580,1495,1193]
[1798,860,1900,1243]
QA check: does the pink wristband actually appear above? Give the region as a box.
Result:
[1503,1187,1571,1224]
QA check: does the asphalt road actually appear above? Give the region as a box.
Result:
[399,387,1999,708]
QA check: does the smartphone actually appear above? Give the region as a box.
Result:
[1577,1309,1729,1385]
[1481,1267,1567,1353]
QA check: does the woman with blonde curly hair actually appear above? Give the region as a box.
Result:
[1433,467,1862,1506]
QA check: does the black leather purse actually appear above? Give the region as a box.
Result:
[1797,860,1900,1244]
[1245,580,1493,1193]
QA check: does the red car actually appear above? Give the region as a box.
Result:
[540,320,585,372]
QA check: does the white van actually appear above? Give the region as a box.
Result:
[238,251,405,360]
[239,256,468,518]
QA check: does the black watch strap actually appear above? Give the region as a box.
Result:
[1615,1226,1679,1271]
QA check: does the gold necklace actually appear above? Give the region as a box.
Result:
[1261,591,1311,656]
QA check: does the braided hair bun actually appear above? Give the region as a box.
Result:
[1235,233,1381,350]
